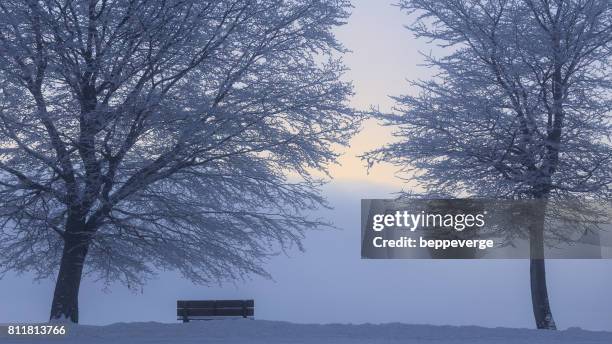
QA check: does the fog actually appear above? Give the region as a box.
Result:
[1,181,611,330]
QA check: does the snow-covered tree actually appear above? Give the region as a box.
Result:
[365,0,611,330]
[0,0,358,323]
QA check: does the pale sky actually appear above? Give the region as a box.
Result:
[325,0,433,188]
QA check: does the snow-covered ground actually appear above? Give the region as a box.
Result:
[1,320,611,344]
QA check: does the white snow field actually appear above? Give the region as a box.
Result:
[1,320,611,344]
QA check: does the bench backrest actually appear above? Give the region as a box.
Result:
[177,300,254,320]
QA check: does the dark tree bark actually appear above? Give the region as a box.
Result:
[530,258,556,329]
[528,202,556,330]
[49,221,91,323]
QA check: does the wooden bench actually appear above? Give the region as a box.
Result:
[177,300,254,322]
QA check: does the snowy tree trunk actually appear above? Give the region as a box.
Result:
[49,220,91,323]
[528,203,556,330]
